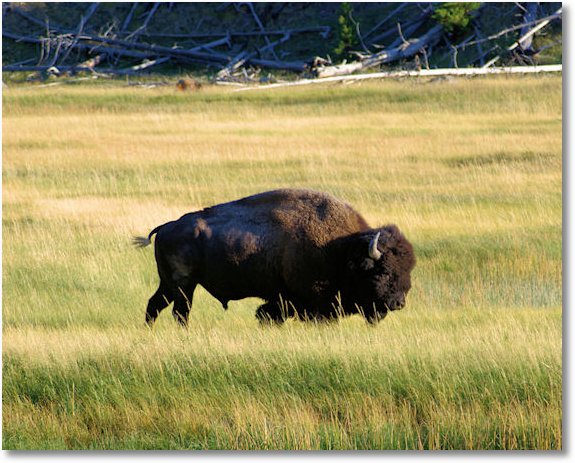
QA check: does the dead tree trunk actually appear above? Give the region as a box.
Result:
[57,3,100,66]
[519,2,539,52]
[127,2,161,40]
[483,6,562,68]
[315,25,443,78]
[121,2,139,33]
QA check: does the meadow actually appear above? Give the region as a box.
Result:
[2,75,562,450]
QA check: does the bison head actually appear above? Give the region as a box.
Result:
[341,225,416,323]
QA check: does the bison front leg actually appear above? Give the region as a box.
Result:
[146,284,173,327]
[172,285,196,327]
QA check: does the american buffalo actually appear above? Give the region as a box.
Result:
[134,189,415,327]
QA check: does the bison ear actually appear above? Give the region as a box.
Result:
[368,232,382,261]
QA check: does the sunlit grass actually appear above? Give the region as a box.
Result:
[2,75,562,449]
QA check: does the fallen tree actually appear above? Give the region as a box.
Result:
[482,7,562,68]
[2,29,307,74]
[231,64,563,92]
[1,3,562,80]
[312,25,443,78]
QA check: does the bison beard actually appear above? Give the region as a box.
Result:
[134,189,416,328]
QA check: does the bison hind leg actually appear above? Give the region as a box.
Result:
[256,299,294,326]
[146,284,173,327]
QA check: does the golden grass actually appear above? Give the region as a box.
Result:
[2,75,562,449]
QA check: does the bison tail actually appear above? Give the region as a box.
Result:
[132,224,164,248]
[132,236,152,248]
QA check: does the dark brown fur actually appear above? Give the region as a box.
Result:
[135,189,416,327]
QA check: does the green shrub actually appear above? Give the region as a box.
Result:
[334,2,359,60]
[432,2,481,35]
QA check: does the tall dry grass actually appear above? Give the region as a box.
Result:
[2,75,562,449]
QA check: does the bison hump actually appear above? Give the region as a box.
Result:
[266,190,369,245]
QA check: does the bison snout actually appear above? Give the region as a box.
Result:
[389,294,406,311]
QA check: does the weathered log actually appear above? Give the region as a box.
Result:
[216,31,295,80]
[519,2,539,52]
[45,35,65,67]
[139,27,331,39]
[4,29,307,73]
[58,3,100,66]
[460,9,562,51]
[188,34,232,53]
[483,6,562,67]
[217,51,250,79]
[2,31,155,60]
[234,64,563,93]
[1,61,170,76]
[108,56,171,75]
[315,24,443,78]
[242,2,279,60]
[74,34,232,63]
[2,64,96,73]
[80,33,307,71]
[247,57,306,72]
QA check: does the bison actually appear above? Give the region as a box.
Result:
[134,189,415,327]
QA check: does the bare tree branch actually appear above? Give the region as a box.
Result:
[126,2,161,40]
[315,24,443,78]
[57,3,100,66]
[364,2,408,39]
[483,6,562,67]
[458,9,562,50]
[121,2,139,33]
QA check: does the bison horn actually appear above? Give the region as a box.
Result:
[368,232,382,260]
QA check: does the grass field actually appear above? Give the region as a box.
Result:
[2,75,562,450]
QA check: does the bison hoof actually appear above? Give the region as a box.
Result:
[173,316,189,328]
